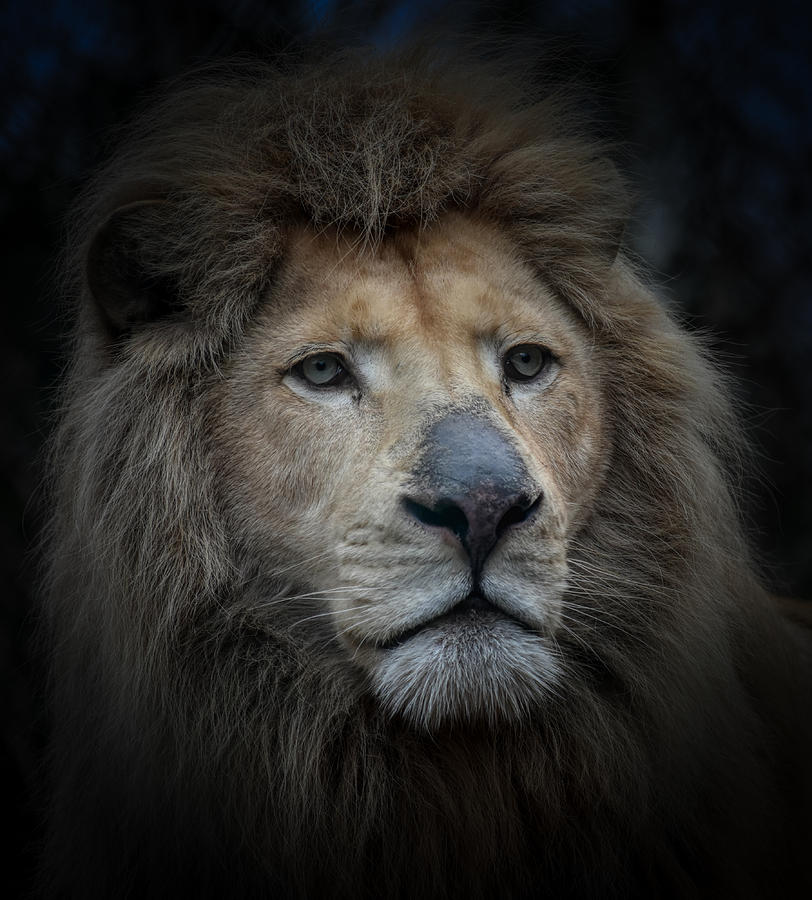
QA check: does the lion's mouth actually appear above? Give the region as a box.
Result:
[377,593,534,651]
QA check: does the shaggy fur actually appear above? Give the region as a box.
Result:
[41,46,811,899]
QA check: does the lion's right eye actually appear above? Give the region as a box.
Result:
[294,353,350,388]
[503,344,553,383]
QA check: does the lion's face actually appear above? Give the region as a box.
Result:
[213,213,609,729]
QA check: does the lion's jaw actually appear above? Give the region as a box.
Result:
[213,213,609,731]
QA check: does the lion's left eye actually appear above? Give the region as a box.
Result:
[503,344,552,382]
[295,353,350,388]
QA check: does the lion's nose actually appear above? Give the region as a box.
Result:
[402,490,541,570]
[402,412,542,570]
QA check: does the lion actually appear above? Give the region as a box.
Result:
[41,47,811,899]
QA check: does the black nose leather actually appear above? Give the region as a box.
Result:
[403,413,542,569]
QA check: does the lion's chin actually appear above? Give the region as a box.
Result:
[368,609,561,731]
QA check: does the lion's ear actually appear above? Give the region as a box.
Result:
[86,200,181,337]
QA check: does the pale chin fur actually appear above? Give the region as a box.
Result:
[368,611,562,731]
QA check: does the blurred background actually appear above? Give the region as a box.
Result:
[2,0,810,894]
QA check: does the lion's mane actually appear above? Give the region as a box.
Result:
[42,48,810,898]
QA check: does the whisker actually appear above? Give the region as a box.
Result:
[289,605,370,631]
[233,551,341,592]
[257,587,358,608]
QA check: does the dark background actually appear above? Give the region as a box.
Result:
[2,0,810,894]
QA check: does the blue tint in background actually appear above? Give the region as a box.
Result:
[1,1,810,893]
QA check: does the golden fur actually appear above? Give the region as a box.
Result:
[42,47,811,898]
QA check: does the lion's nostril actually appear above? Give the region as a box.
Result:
[496,492,542,538]
[402,497,469,545]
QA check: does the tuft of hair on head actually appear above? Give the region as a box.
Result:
[64,40,629,366]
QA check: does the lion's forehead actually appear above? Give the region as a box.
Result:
[261,214,589,376]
